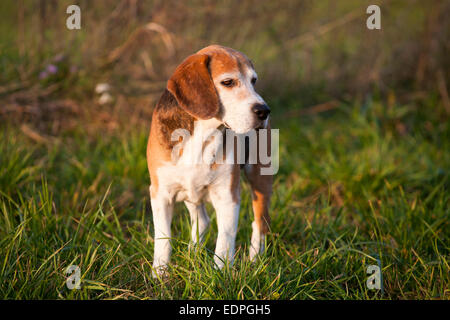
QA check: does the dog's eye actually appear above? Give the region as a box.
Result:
[251,77,257,85]
[220,79,235,87]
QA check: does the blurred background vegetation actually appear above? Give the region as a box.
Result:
[0,0,449,134]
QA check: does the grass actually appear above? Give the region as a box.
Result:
[0,94,448,300]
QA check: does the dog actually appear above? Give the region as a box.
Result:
[147,45,273,276]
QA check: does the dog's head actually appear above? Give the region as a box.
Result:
[167,45,270,134]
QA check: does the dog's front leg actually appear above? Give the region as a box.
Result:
[150,186,174,278]
[209,184,240,270]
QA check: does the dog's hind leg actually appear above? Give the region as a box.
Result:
[244,165,273,261]
[244,123,274,261]
[184,201,210,246]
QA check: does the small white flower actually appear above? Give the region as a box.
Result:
[95,83,111,94]
[98,92,113,105]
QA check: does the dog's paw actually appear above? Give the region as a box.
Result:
[152,264,169,279]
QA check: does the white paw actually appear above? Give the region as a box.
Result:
[214,256,225,270]
[152,264,169,279]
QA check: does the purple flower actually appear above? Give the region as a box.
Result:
[46,64,58,74]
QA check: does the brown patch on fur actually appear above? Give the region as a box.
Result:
[210,162,219,170]
[250,188,271,233]
[167,54,219,120]
[246,171,272,233]
[230,163,241,204]
[197,45,254,78]
[147,90,195,197]
[156,89,194,148]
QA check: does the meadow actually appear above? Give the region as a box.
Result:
[0,0,448,299]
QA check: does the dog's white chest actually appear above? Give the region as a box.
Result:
[155,119,232,204]
[157,163,230,204]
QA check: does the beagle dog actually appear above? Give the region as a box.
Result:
[147,45,273,276]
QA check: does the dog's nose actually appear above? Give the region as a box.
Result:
[252,103,271,120]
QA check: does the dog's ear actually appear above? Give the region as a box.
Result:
[167,54,219,119]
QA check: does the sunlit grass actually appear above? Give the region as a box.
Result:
[0,100,448,299]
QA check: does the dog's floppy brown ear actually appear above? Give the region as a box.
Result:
[167,53,219,119]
